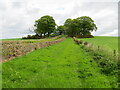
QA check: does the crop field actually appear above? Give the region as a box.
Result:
[2,37,118,88]
[1,35,65,62]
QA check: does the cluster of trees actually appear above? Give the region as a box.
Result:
[23,15,97,39]
[64,16,97,37]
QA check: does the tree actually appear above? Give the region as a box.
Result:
[34,15,56,37]
[64,18,79,37]
[64,18,74,37]
[76,16,97,35]
[64,16,97,37]
[57,25,65,35]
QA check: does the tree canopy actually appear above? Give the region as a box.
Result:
[23,15,97,39]
[64,16,97,37]
[34,15,56,37]
[76,16,97,35]
[31,15,97,39]
[57,25,65,35]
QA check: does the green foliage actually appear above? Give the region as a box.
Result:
[76,35,94,38]
[57,25,65,35]
[2,38,118,88]
[34,15,56,37]
[64,18,75,37]
[75,36,118,77]
[76,16,97,35]
[64,16,97,37]
[22,34,43,39]
[81,45,118,75]
[22,15,97,38]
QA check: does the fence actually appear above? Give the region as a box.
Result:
[73,37,118,60]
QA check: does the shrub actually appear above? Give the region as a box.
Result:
[79,43,118,75]
[76,35,94,38]
[22,34,43,39]
[84,42,88,45]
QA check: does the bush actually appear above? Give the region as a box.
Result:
[50,33,59,37]
[22,34,43,39]
[80,44,118,75]
[84,42,88,45]
[76,35,94,38]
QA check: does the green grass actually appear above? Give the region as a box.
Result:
[1,36,64,44]
[78,36,118,52]
[1,38,22,41]
[2,38,118,88]
[1,35,65,41]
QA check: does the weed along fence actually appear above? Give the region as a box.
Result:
[2,37,66,62]
[73,37,118,75]
[73,37,118,58]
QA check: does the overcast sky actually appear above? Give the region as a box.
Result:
[0,0,119,39]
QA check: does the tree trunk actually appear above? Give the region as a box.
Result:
[48,32,50,37]
[44,33,46,37]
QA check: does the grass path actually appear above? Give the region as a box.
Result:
[2,38,117,88]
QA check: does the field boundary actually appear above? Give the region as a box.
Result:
[73,37,118,58]
[73,37,118,76]
[2,37,66,63]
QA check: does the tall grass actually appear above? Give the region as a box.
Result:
[74,37,118,76]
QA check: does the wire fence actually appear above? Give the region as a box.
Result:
[73,37,118,61]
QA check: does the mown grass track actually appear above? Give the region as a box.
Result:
[2,38,118,88]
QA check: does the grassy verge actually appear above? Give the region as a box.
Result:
[2,38,118,88]
[74,37,118,87]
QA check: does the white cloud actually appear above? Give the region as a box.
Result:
[0,0,119,39]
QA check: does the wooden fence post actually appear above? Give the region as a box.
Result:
[114,49,116,56]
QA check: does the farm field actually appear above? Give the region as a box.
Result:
[1,35,65,62]
[78,36,118,52]
[1,0,119,89]
[2,38,118,88]
[1,35,64,42]
[0,38,22,41]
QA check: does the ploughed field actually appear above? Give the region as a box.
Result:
[1,36,65,62]
[2,37,118,88]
